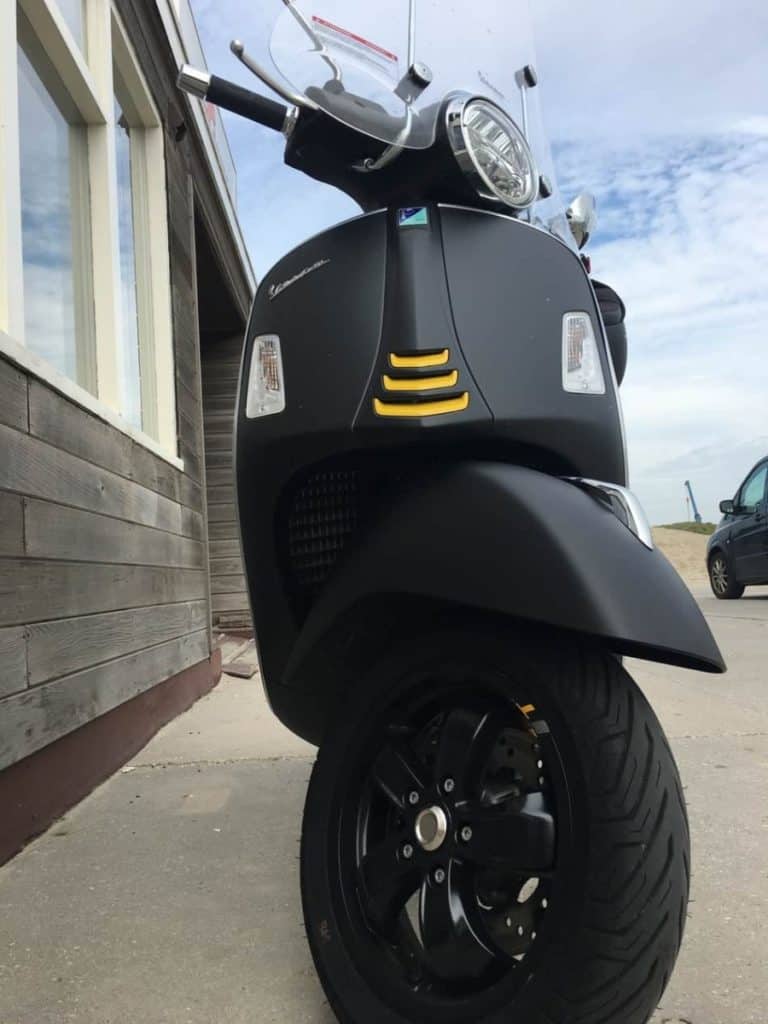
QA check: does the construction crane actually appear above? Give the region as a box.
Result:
[684,480,702,524]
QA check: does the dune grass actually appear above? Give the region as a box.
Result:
[658,521,717,536]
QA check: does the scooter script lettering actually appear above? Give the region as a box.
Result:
[268,259,331,301]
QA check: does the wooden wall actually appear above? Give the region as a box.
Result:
[0,0,253,774]
[0,360,209,772]
[202,335,250,630]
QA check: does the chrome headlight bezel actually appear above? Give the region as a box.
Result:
[446,94,539,210]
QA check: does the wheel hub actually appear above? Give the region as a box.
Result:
[414,805,448,852]
[350,693,558,997]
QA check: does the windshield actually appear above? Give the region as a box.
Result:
[270,1,540,147]
[264,0,570,241]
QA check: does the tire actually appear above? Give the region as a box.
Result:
[301,623,690,1024]
[708,551,744,599]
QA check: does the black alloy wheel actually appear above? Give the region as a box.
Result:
[352,692,556,995]
[301,624,691,1024]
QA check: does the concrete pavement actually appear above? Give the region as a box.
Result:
[0,587,766,1024]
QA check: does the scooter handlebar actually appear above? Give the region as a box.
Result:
[178,64,288,133]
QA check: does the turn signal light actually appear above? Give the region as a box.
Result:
[562,313,605,395]
[246,334,286,418]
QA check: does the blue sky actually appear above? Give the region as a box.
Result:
[191,0,767,524]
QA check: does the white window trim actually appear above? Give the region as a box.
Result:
[0,0,180,462]
[0,4,25,342]
[112,6,177,453]
[19,0,108,122]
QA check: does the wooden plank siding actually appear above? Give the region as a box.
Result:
[0,628,28,699]
[27,601,208,686]
[0,358,212,769]
[28,380,202,510]
[0,359,28,432]
[0,493,24,556]
[209,557,243,575]
[209,538,242,559]
[0,0,254,773]
[208,521,239,540]
[0,630,210,772]
[0,423,185,534]
[0,560,206,626]
[25,501,206,568]
[201,334,250,629]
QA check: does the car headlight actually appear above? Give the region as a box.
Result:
[446,96,538,209]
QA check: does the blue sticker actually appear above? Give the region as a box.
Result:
[398,207,429,228]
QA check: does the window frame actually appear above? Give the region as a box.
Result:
[111,9,175,448]
[0,0,178,463]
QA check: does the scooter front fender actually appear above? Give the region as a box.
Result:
[284,463,724,711]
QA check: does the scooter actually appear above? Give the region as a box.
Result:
[179,3,724,1021]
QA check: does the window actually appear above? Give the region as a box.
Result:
[739,465,767,512]
[0,1,176,456]
[17,20,94,387]
[114,91,142,429]
[57,0,86,50]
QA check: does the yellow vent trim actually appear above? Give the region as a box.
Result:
[383,371,458,392]
[373,393,469,418]
[389,349,449,368]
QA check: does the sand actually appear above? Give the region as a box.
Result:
[653,527,709,585]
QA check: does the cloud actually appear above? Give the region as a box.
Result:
[553,132,767,521]
[532,0,768,141]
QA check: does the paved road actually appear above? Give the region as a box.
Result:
[635,587,768,1024]
[0,588,766,1024]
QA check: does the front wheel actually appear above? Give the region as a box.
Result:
[301,624,690,1024]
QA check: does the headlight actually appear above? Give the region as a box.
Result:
[446,96,538,209]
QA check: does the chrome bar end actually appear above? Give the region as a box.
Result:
[178,64,211,100]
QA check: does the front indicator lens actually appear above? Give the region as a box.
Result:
[246,334,286,418]
[562,313,606,395]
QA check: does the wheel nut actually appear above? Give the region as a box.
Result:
[460,826,473,842]
[408,791,419,806]
[402,843,414,860]
[443,778,455,794]
[434,867,446,884]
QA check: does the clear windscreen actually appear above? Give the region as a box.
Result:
[267,0,571,241]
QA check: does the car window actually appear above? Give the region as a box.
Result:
[738,464,768,511]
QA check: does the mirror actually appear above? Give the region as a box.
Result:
[719,499,735,515]
[567,193,597,249]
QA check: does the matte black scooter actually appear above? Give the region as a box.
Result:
[179,9,724,1021]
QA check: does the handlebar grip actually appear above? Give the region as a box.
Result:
[207,75,287,131]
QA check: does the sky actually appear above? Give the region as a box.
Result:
[190,0,768,524]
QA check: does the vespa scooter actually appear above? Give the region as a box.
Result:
[179,3,724,1020]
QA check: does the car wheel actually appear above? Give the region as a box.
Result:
[708,552,744,599]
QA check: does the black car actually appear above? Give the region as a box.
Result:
[707,457,768,598]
